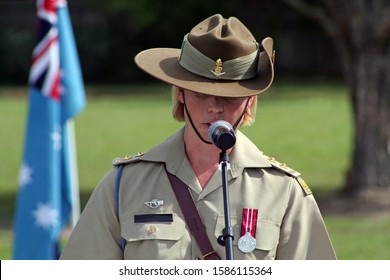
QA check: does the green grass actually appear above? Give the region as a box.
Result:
[242,81,353,193]
[0,230,12,260]
[325,215,390,259]
[1,81,388,260]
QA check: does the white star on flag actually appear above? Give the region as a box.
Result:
[32,202,59,230]
[51,127,62,150]
[19,162,33,187]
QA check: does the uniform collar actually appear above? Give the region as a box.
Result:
[229,130,272,176]
[140,127,186,174]
[140,126,271,177]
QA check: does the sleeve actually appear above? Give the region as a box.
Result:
[60,168,124,260]
[275,177,337,260]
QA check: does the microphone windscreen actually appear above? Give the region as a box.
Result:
[208,120,236,150]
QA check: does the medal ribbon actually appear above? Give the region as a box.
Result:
[240,208,258,238]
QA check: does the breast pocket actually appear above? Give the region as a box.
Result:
[120,213,189,259]
[214,214,280,260]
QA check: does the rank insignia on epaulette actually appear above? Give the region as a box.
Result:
[112,157,125,165]
[112,152,144,166]
[267,156,301,178]
[297,177,312,195]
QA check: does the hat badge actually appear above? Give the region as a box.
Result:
[211,58,226,79]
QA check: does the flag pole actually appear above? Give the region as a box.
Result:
[66,119,80,228]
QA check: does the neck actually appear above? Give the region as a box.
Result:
[183,127,230,188]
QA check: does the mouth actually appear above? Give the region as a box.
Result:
[205,121,216,129]
[202,120,223,133]
[207,119,220,126]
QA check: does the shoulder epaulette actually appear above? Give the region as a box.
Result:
[267,156,312,195]
[112,152,145,166]
[267,156,301,177]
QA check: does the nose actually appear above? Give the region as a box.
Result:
[207,96,223,113]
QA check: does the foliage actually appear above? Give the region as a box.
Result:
[0,0,338,84]
[84,0,241,47]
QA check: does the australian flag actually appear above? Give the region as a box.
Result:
[13,0,86,259]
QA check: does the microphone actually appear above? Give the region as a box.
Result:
[208,120,236,150]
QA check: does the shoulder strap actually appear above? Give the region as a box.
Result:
[267,156,312,195]
[166,171,220,260]
[115,164,127,251]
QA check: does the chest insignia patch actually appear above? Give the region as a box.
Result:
[144,199,164,209]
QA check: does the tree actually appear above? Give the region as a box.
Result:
[82,0,240,82]
[283,0,390,197]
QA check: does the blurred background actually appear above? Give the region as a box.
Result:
[1,0,389,260]
[0,0,340,84]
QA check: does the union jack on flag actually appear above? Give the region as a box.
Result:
[29,0,61,100]
[13,0,86,259]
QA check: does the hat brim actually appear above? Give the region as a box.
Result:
[135,38,274,97]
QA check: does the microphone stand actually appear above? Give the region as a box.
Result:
[218,149,234,260]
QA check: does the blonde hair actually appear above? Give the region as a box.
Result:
[171,86,257,126]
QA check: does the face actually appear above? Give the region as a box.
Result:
[178,88,254,145]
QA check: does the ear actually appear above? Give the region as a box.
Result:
[247,96,255,108]
[177,87,185,103]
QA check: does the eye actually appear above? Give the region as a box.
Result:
[193,92,208,99]
[223,97,235,103]
[223,97,247,104]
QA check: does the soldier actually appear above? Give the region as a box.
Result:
[60,14,336,260]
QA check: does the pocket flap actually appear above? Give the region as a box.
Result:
[121,213,187,242]
[254,219,280,250]
[214,214,280,251]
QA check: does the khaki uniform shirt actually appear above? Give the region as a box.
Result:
[60,128,336,260]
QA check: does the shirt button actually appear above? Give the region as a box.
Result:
[147,226,157,234]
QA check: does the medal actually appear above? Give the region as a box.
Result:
[238,231,256,253]
[238,208,258,253]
